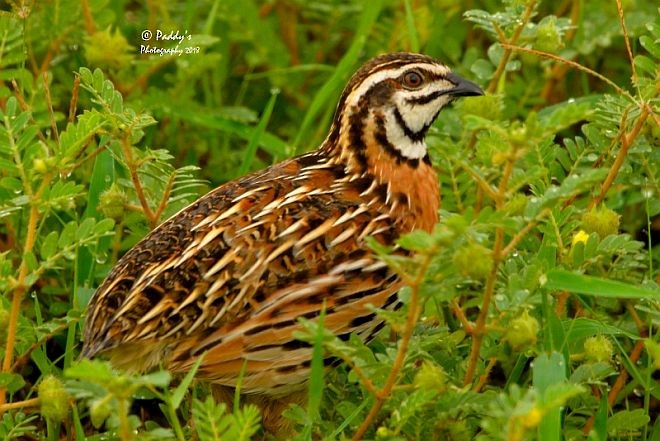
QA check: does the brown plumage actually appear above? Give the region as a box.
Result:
[82,52,482,423]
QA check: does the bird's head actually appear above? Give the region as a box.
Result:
[324,52,483,166]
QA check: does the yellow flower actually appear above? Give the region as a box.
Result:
[571,230,590,247]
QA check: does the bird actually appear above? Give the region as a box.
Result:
[82,52,483,432]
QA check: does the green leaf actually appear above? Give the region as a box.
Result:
[569,362,615,384]
[164,107,288,158]
[307,303,326,424]
[563,317,639,341]
[192,397,232,441]
[58,110,105,161]
[396,229,436,252]
[40,231,59,260]
[171,355,203,410]
[292,0,385,151]
[58,221,77,249]
[76,217,96,240]
[607,409,650,433]
[93,218,115,235]
[135,370,171,389]
[533,352,567,441]
[533,352,566,396]
[639,35,659,59]
[0,373,25,393]
[543,270,660,299]
[0,177,23,192]
[65,359,116,384]
[229,404,261,441]
[238,88,279,175]
[591,396,608,441]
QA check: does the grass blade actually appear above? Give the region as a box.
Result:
[533,352,566,441]
[402,0,419,52]
[544,270,659,299]
[172,354,204,409]
[292,0,385,152]
[238,89,279,175]
[308,303,327,423]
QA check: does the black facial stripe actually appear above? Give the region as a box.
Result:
[393,106,441,144]
[374,113,421,169]
[405,89,450,105]
[394,107,426,143]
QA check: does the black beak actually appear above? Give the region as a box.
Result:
[446,72,484,97]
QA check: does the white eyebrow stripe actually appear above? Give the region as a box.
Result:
[345,63,450,108]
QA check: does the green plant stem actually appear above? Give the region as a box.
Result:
[42,73,59,145]
[153,173,176,222]
[117,398,132,441]
[335,354,379,397]
[351,252,433,440]
[450,299,474,333]
[486,0,537,95]
[1,111,53,404]
[589,104,651,209]
[463,227,504,387]
[0,397,40,413]
[120,135,157,228]
[458,161,499,201]
[501,210,550,258]
[165,397,186,441]
[615,0,637,85]
[11,320,71,372]
[500,44,635,100]
[46,417,59,441]
[463,149,516,387]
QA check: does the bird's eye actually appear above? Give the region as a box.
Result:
[402,71,423,88]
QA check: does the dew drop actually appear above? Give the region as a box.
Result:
[641,187,654,199]
[95,252,108,264]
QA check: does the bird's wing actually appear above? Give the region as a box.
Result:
[82,154,402,379]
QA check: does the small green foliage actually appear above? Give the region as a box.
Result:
[413,360,448,393]
[452,241,493,281]
[0,412,38,440]
[607,409,651,436]
[534,16,564,53]
[584,335,614,363]
[98,183,128,221]
[505,310,540,351]
[645,339,660,370]
[192,397,261,441]
[581,205,621,238]
[84,27,134,72]
[38,375,70,423]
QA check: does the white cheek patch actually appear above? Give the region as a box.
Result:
[394,92,452,133]
[383,108,427,159]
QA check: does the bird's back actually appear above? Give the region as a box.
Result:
[83,150,425,394]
